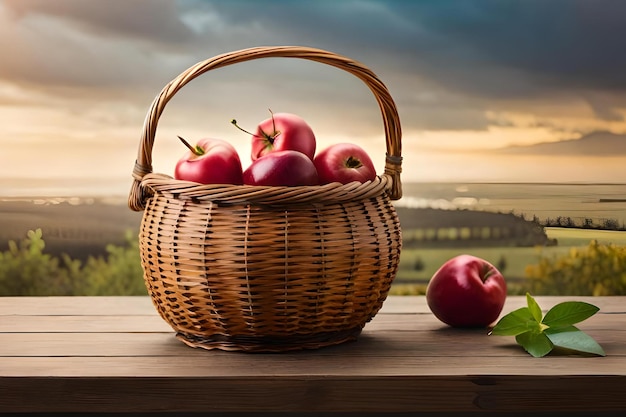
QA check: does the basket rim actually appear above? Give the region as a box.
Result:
[140,172,394,205]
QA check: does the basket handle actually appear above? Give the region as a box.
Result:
[129,46,402,211]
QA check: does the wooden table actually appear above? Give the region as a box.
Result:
[1,295,624,414]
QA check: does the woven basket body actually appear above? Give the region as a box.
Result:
[129,46,403,352]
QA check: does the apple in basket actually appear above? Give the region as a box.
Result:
[174,136,244,185]
[243,150,319,186]
[231,110,316,161]
[314,143,377,184]
[426,255,507,328]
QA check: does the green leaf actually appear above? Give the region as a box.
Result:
[490,294,606,358]
[490,307,539,336]
[545,326,606,357]
[516,331,554,358]
[526,293,543,323]
[542,301,600,328]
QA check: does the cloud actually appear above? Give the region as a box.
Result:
[172,1,626,90]
[0,0,201,93]
[3,0,194,43]
[4,0,626,93]
[170,0,626,130]
[383,0,626,94]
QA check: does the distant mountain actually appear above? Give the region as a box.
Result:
[495,131,626,156]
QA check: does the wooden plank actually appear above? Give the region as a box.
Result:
[1,324,624,358]
[0,295,623,317]
[0,314,172,333]
[1,355,625,378]
[2,295,625,316]
[381,294,626,314]
[1,374,625,413]
[0,296,156,316]
[2,309,622,333]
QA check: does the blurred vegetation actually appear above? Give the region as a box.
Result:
[0,229,146,296]
[525,240,626,296]
[541,215,625,231]
[1,229,625,296]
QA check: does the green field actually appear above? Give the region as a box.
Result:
[545,227,626,246]
[392,227,626,295]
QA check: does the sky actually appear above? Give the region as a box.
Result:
[1,0,626,197]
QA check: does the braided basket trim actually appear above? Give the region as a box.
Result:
[141,173,393,205]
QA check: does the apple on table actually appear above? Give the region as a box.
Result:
[426,254,507,328]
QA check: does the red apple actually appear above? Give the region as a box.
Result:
[426,255,507,328]
[313,143,377,184]
[243,150,319,186]
[174,136,243,185]
[232,111,316,161]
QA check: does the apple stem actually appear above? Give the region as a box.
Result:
[269,108,277,135]
[231,119,259,137]
[177,136,204,156]
[267,108,282,143]
[482,264,494,282]
[232,117,278,143]
[345,156,363,169]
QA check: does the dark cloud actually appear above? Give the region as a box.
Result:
[187,0,626,95]
[6,0,626,96]
[171,0,626,126]
[389,0,626,96]
[3,0,194,44]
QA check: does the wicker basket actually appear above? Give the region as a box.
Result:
[128,46,403,352]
